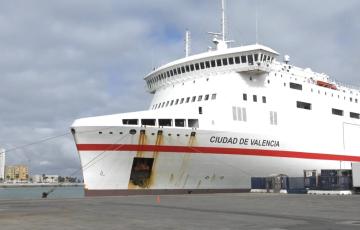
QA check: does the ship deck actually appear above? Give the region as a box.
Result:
[1,193,360,229]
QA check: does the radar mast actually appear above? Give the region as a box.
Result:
[209,0,234,50]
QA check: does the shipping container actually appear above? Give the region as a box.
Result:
[251,177,266,189]
[318,176,338,190]
[318,176,352,190]
[352,163,360,192]
[321,169,352,177]
[338,176,352,190]
[304,177,317,189]
[287,177,305,189]
[321,170,338,177]
[304,170,317,178]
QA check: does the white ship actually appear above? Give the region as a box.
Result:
[71,1,360,196]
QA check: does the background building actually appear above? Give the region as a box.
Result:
[0,149,5,182]
[32,174,59,183]
[5,165,29,182]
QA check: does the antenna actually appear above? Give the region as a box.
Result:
[221,0,226,41]
[256,0,258,44]
[208,0,234,50]
[185,29,191,57]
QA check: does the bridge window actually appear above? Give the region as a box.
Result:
[181,66,185,73]
[177,67,181,74]
[192,96,196,102]
[254,54,259,62]
[198,95,203,101]
[211,93,217,100]
[188,119,199,128]
[123,119,138,125]
[248,55,254,65]
[205,61,210,68]
[222,58,228,65]
[170,70,173,76]
[205,94,209,100]
[180,98,184,104]
[141,119,156,126]
[200,62,205,69]
[175,119,185,127]
[185,65,190,72]
[211,60,216,67]
[195,63,200,70]
[186,97,190,103]
[235,56,240,64]
[190,64,194,71]
[175,99,179,105]
[170,100,174,106]
[262,96,266,103]
[241,55,247,63]
[332,108,343,116]
[159,119,172,127]
[229,57,234,65]
[217,59,222,66]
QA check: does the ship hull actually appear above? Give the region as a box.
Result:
[73,126,359,196]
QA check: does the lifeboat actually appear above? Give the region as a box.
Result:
[316,80,337,90]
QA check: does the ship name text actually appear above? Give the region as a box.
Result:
[209,136,280,147]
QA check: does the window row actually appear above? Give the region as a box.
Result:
[332,108,359,119]
[243,93,267,103]
[122,118,199,128]
[147,53,275,87]
[282,78,359,104]
[296,101,360,119]
[152,93,217,110]
[231,107,278,125]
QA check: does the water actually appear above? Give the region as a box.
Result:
[0,186,84,200]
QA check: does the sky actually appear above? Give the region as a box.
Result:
[0,0,359,178]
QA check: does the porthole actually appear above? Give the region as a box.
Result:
[129,129,136,135]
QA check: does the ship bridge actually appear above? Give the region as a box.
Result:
[144,44,279,93]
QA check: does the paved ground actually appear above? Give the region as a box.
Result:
[0,193,360,230]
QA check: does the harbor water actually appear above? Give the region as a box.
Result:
[0,186,84,200]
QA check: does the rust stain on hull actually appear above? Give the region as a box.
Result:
[176,132,197,187]
[136,130,147,158]
[148,130,163,187]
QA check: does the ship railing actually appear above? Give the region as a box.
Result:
[331,80,360,92]
[236,62,272,74]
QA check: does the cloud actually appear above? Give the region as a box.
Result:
[0,0,359,178]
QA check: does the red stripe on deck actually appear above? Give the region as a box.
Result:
[76,144,360,162]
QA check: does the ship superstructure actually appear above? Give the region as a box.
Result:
[71,1,360,196]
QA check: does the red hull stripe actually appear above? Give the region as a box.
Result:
[76,144,360,162]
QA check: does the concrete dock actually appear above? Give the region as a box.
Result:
[0,193,360,229]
